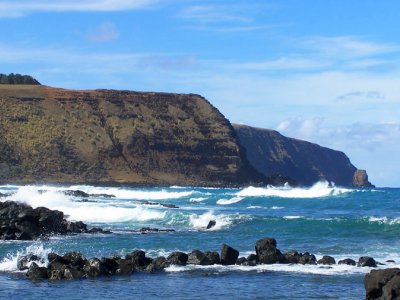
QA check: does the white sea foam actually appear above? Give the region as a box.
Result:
[283,216,303,220]
[0,244,51,272]
[5,186,166,223]
[189,197,207,203]
[271,206,285,210]
[188,211,233,231]
[368,216,400,225]
[165,262,375,276]
[247,205,262,209]
[237,181,352,198]
[216,196,244,205]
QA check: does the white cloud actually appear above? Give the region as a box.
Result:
[303,36,399,58]
[87,22,119,42]
[226,57,329,71]
[0,0,157,17]
[179,5,252,24]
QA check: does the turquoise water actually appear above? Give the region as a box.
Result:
[1,183,399,299]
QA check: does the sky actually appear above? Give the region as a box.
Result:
[1,0,399,187]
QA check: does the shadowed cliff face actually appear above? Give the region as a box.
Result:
[0,85,264,186]
[233,124,363,187]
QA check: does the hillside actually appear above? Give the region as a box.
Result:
[233,124,373,187]
[0,84,265,186]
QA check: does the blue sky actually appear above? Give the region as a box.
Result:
[1,0,399,187]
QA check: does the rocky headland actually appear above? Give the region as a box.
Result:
[233,124,374,187]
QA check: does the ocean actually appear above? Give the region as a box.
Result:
[1,183,399,299]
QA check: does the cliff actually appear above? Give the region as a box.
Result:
[0,84,265,187]
[233,124,373,187]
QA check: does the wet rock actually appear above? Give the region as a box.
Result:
[126,250,152,269]
[221,244,239,265]
[205,251,220,265]
[247,254,258,266]
[101,257,119,275]
[66,221,87,233]
[64,190,90,198]
[17,254,41,271]
[64,268,85,280]
[236,257,247,265]
[255,238,284,264]
[317,255,336,265]
[26,262,48,280]
[364,268,400,299]
[83,258,107,277]
[139,227,175,234]
[145,257,170,273]
[87,227,112,234]
[298,252,317,265]
[91,194,115,198]
[116,259,135,275]
[63,252,86,269]
[338,258,356,266]
[284,250,302,264]
[187,250,211,265]
[358,256,377,268]
[206,220,216,229]
[167,252,188,266]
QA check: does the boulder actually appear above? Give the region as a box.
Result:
[64,190,90,198]
[167,252,188,266]
[359,256,377,268]
[126,250,152,269]
[101,257,119,275]
[236,257,247,265]
[116,259,135,275]
[63,267,85,280]
[364,268,400,299]
[187,250,211,265]
[338,258,356,266]
[26,262,48,280]
[205,251,220,265]
[298,252,317,265]
[17,254,41,271]
[206,220,216,229]
[83,258,107,277]
[255,238,284,264]
[145,256,170,273]
[317,255,336,265]
[221,244,239,265]
[247,254,258,266]
[63,252,86,269]
[284,250,302,264]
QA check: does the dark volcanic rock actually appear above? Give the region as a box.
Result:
[145,256,170,273]
[17,254,41,271]
[83,258,107,277]
[205,251,221,265]
[206,220,216,229]
[236,257,247,265]
[255,238,285,264]
[0,201,109,240]
[298,252,317,265]
[64,190,90,198]
[317,255,336,265]
[139,227,175,234]
[167,252,188,266]
[338,258,356,266]
[284,250,302,264]
[247,254,258,266]
[221,244,239,265]
[116,259,135,275]
[26,262,48,280]
[187,250,211,265]
[353,169,374,187]
[359,256,377,268]
[364,268,400,300]
[126,250,152,269]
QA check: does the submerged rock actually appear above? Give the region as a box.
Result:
[206,220,216,229]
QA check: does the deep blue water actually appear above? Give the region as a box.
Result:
[1,183,399,299]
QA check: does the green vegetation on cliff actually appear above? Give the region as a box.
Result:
[0,73,40,85]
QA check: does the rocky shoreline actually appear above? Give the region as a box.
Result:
[0,200,110,240]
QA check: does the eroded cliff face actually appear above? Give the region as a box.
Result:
[233,124,369,187]
[0,85,263,186]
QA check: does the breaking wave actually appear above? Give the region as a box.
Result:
[237,181,352,198]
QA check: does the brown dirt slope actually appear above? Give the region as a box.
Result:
[0,85,265,186]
